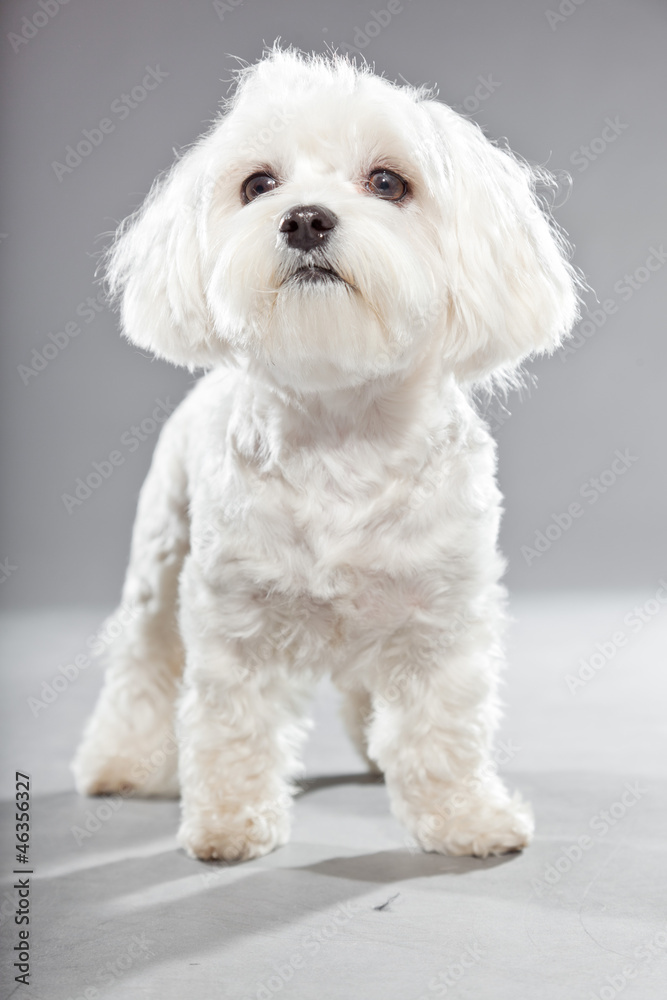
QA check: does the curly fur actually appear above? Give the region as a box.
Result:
[72,47,578,861]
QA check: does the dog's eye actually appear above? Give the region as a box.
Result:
[365,169,408,201]
[242,173,280,202]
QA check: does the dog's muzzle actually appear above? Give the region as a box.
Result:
[278,204,352,287]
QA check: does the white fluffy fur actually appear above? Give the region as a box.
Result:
[72,48,578,861]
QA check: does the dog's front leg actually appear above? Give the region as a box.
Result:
[176,654,310,862]
[367,632,534,858]
[176,580,311,861]
[72,410,189,799]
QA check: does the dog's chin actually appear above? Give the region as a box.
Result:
[242,281,398,392]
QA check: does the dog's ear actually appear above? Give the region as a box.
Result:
[106,148,225,370]
[424,102,579,384]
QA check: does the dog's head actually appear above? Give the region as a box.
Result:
[108,47,578,391]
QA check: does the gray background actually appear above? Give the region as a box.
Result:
[1,0,665,608]
[1,7,666,997]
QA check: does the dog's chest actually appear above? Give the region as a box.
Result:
[203,440,463,617]
[255,457,407,586]
[252,477,436,635]
[191,390,498,628]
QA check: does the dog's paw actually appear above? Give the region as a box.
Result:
[72,752,137,796]
[406,789,534,858]
[177,800,291,862]
[72,740,180,799]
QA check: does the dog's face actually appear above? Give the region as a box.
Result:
[202,62,444,391]
[109,50,578,391]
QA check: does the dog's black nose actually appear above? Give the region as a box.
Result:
[278,205,337,251]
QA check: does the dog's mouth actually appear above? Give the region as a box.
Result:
[285,264,350,287]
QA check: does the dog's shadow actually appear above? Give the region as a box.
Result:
[290,770,518,881]
[295,848,515,882]
[295,770,384,795]
[18,780,526,997]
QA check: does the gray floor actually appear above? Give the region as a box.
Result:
[1,593,666,999]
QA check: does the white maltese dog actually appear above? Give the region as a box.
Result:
[72,48,578,861]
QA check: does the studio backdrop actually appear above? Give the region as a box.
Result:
[1,0,665,610]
